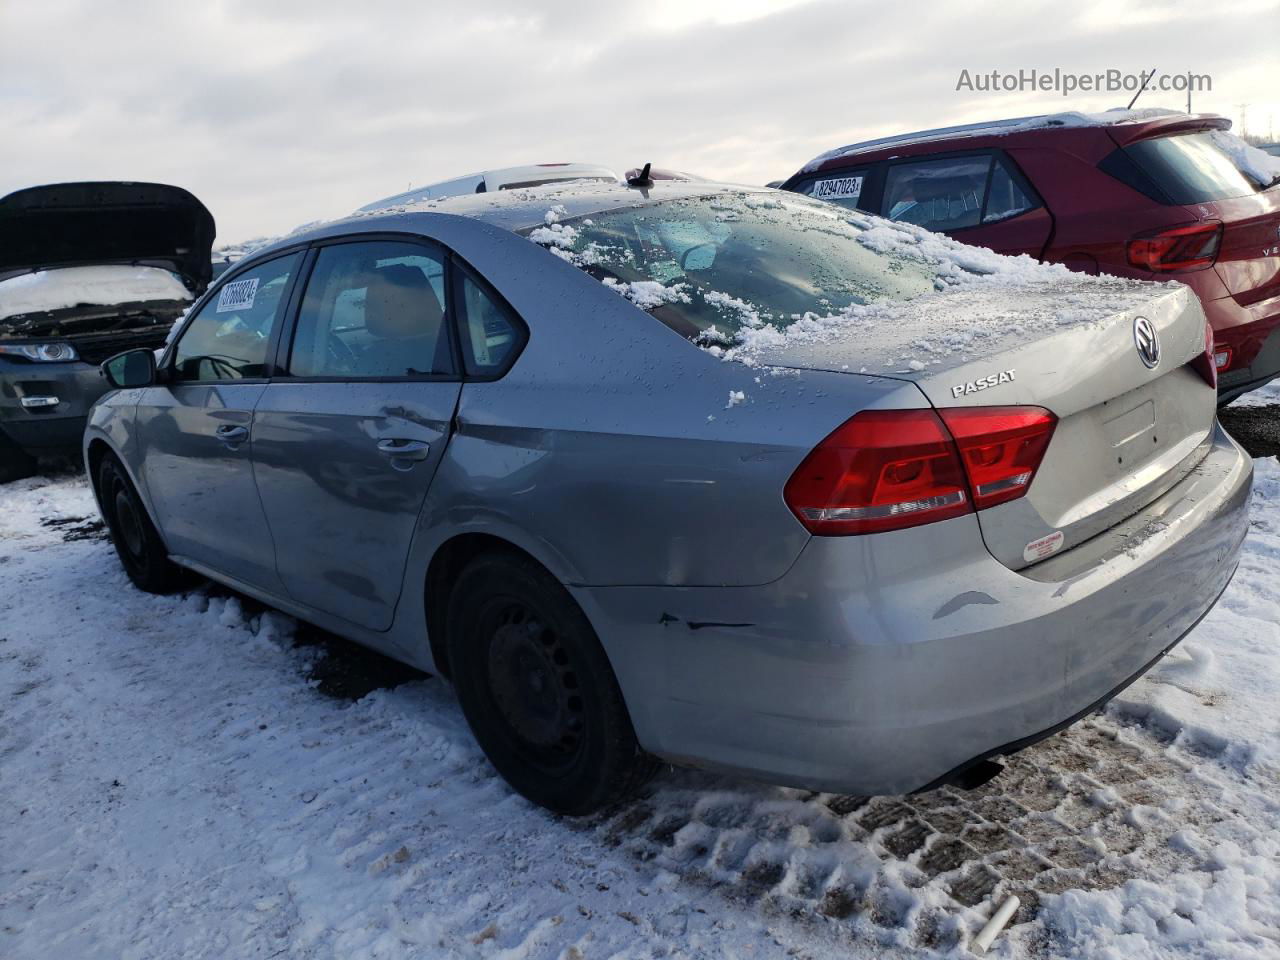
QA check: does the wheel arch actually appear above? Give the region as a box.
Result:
[85,437,115,506]
[86,437,165,540]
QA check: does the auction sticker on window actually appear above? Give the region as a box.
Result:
[216,278,259,313]
[811,176,863,202]
[1023,530,1065,564]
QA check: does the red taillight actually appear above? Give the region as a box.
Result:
[1190,321,1219,387]
[1126,221,1222,273]
[783,409,970,535]
[784,406,1057,536]
[938,407,1057,510]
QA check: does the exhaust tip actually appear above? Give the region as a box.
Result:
[952,759,1005,791]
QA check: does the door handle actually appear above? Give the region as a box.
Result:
[215,425,249,444]
[376,438,431,461]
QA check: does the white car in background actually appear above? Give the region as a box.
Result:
[357,163,620,213]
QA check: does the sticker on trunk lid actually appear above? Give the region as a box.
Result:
[1023,530,1064,564]
[811,176,863,202]
[216,278,259,313]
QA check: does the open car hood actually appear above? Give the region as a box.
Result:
[0,181,215,292]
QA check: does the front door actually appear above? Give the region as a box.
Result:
[251,238,461,631]
[136,251,302,590]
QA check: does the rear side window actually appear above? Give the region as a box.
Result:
[1100,133,1260,204]
[289,240,454,379]
[792,168,870,210]
[455,270,523,377]
[983,160,1036,223]
[883,156,990,231]
[173,252,300,382]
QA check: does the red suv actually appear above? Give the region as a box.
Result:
[780,112,1280,403]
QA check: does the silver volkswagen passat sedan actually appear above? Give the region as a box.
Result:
[86,180,1251,814]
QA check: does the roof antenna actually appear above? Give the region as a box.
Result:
[627,162,654,187]
[1127,66,1157,111]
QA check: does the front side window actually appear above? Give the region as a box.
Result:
[883,156,991,232]
[522,193,941,342]
[172,252,300,382]
[288,240,454,379]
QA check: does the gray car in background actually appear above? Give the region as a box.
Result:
[0,182,213,481]
[85,181,1251,814]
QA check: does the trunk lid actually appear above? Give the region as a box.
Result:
[0,181,215,291]
[752,275,1215,570]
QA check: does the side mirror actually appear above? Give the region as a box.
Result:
[101,348,157,389]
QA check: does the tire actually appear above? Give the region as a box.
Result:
[97,454,188,594]
[446,551,657,815]
[0,432,37,485]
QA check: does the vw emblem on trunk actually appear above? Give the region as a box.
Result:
[1133,316,1161,369]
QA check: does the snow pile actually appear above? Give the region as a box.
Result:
[0,265,191,322]
[1209,130,1280,187]
[601,277,691,310]
[528,194,1170,377]
[709,213,1169,373]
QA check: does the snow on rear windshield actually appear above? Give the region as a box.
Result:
[521,192,1068,353]
[522,193,963,341]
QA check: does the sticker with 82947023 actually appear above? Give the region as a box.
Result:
[810,176,862,201]
[216,278,259,313]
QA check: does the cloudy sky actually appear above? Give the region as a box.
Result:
[4,0,1278,245]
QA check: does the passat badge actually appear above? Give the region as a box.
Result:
[1133,316,1161,369]
[951,369,1016,399]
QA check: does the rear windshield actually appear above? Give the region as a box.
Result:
[1102,132,1266,204]
[521,193,941,341]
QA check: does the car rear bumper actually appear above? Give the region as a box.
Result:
[576,422,1252,795]
[0,359,104,451]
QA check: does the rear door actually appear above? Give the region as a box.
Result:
[878,151,1053,258]
[250,237,461,631]
[136,251,302,589]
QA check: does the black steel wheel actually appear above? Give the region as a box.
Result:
[446,551,657,815]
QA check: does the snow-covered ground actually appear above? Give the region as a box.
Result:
[3,457,1280,959]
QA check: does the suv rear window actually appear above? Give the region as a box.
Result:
[1101,132,1260,204]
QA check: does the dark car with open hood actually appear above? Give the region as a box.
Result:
[0,181,214,482]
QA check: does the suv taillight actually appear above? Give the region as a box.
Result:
[1190,321,1219,388]
[1127,221,1223,273]
[784,407,1057,536]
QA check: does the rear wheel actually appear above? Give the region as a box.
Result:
[0,431,37,485]
[97,454,188,593]
[446,551,657,815]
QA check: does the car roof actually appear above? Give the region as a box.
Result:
[247,179,775,261]
[356,163,620,213]
[796,109,1232,175]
